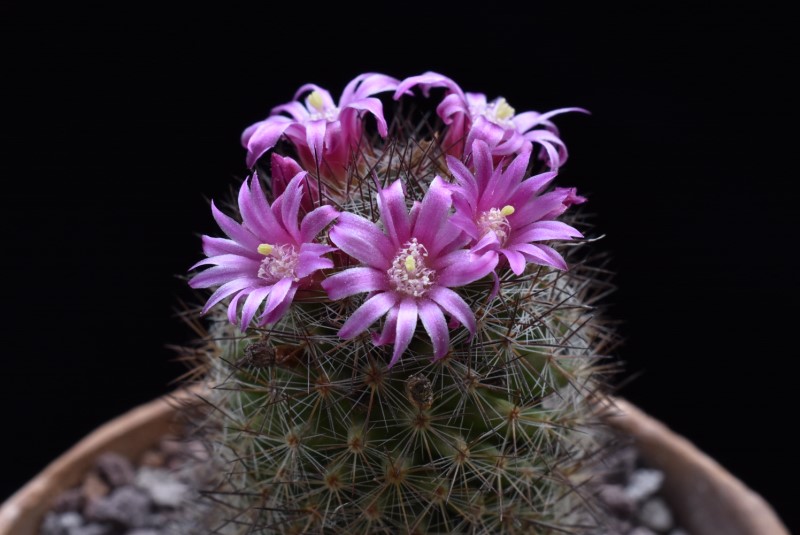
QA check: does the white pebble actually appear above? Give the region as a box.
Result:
[624,469,664,502]
[136,467,189,508]
[60,512,83,528]
[639,497,674,531]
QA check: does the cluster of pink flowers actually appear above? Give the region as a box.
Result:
[192,72,586,366]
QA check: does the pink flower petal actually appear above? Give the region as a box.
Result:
[270,154,305,199]
[465,116,505,154]
[328,213,394,269]
[493,131,527,156]
[271,101,310,122]
[510,191,572,229]
[321,267,389,300]
[430,222,469,258]
[295,253,334,279]
[465,92,488,110]
[189,259,258,288]
[201,277,260,314]
[339,292,398,339]
[412,177,452,251]
[201,236,259,260]
[344,97,388,137]
[389,298,418,368]
[436,250,497,287]
[237,178,270,240]
[428,286,476,335]
[502,248,526,275]
[248,176,294,244]
[372,306,398,346]
[446,155,479,205]
[277,172,308,243]
[419,299,449,360]
[304,119,327,167]
[514,107,589,132]
[512,220,583,243]
[261,277,294,319]
[189,253,256,272]
[511,111,545,133]
[377,180,411,248]
[514,243,568,271]
[227,291,246,325]
[523,129,567,169]
[449,211,480,240]
[240,285,273,330]
[437,93,469,125]
[300,205,339,243]
[243,117,292,168]
[211,201,261,251]
[393,71,464,100]
[489,150,531,203]
[471,140,494,193]
[341,73,400,104]
[261,283,298,325]
[470,232,501,255]
[510,171,557,201]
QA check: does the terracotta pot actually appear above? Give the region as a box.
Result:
[0,389,199,535]
[604,399,789,535]
[0,394,789,535]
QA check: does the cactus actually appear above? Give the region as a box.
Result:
[185,72,613,534]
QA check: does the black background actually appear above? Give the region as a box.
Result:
[2,5,796,532]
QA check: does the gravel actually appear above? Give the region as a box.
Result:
[590,442,690,534]
[39,440,203,535]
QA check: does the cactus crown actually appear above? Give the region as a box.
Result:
[186,72,613,534]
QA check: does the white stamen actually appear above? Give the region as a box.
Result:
[478,207,512,244]
[470,97,516,128]
[258,244,300,282]
[388,238,435,297]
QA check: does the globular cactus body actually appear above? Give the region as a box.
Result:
[189,72,611,534]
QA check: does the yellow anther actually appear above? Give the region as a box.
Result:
[258,243,274,255]
[307,90,325,111]
[495,98,515,121]
[405,255,416,273]
[500,205,515,216]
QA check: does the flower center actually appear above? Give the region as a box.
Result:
[472,97,516,128]
[388,238,436,297]
[478,205,515,244]
[257,243,300,282]
[306,90,339,122]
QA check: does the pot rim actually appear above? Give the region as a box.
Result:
[604,398,789,535]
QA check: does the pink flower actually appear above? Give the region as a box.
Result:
[321,179,496,367]
[241,73,400,176]
[447,140,584,274]
[190,173,339,330]
[394,71,587,169]
[270,153,319,212]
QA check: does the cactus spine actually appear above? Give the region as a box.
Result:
[186,79,612,534]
